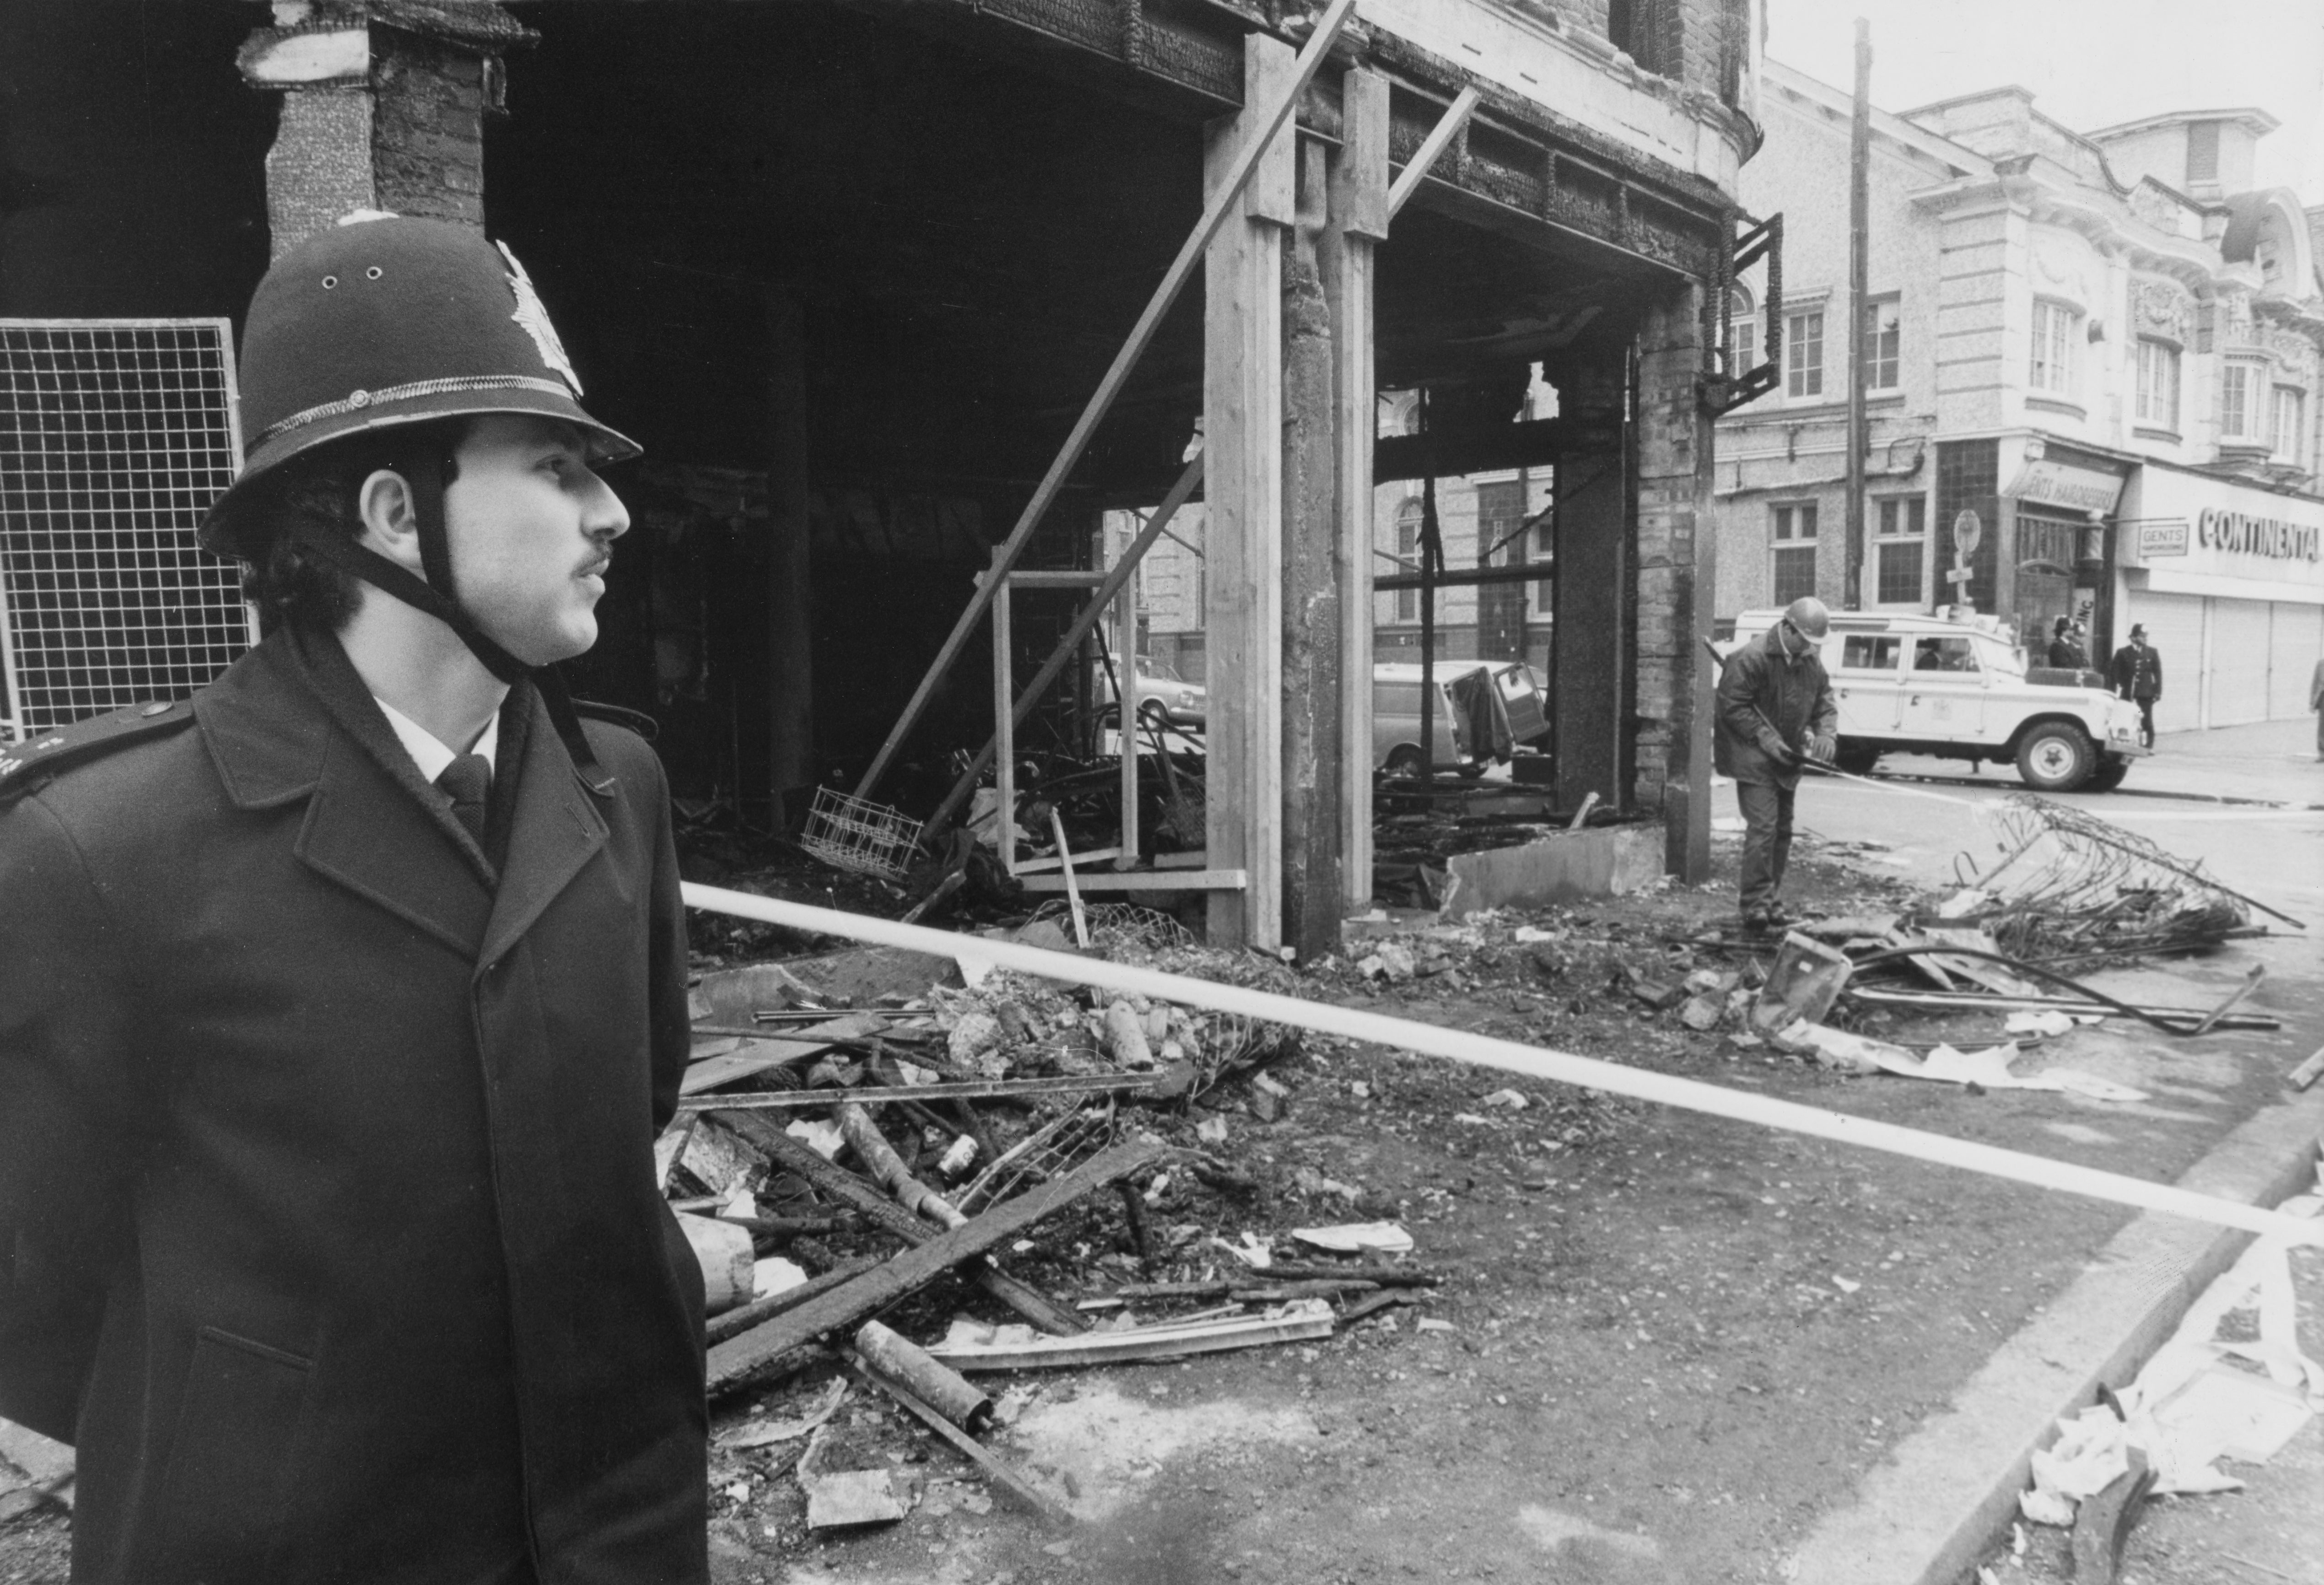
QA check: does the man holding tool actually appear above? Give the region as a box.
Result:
[1714,597,1838,932]
[0,216,705,1583]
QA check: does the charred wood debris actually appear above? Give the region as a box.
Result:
[641,784,2303,1537]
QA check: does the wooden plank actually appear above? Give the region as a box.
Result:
[925,1299,1336,1370]
[703,1253,884,1347]
[852,0,1357,798]
[1386,84,1483,220]
[1203,29,1294,951]
[1004,569,1108,589]
[746,1127,1089,1339]
[1014,846,1122,874]
[992,564,1017,875]
[1331,66,1388,910]
[682,1073,1161,1112]
[1114,556,1139,870]
[1019,868,1247,893]
[707,1141,1162,1389]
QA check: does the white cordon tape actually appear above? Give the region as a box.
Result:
[683,883,2321,1246]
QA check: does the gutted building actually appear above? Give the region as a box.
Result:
[1,0,1769,952]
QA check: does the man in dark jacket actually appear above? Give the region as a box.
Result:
[2046,616,2087,671]
[2110,623,2163,748]
[0,218,706,1583]
[1715,597,1839,930]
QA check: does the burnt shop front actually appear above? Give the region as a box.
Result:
[2115,465,2324,732]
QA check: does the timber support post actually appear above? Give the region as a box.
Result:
[1281,133,1339,961]
[1202,31,1294,951]
[1326,66,1389,918]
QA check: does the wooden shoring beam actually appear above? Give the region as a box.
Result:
[854,0,1358,799]
[1385,83,1482,220]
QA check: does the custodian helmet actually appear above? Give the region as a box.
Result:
[201,213,638,557]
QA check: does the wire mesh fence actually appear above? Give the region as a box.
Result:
[0,319,252,739]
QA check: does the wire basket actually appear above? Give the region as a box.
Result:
[800,786,923,881]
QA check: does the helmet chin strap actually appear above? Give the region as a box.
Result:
[277,453,614,795]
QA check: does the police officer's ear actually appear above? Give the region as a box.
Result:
[355,467,427,574]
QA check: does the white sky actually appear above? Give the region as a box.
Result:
[1766,0,2324,203]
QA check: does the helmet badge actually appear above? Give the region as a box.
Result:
[496,241,583,397]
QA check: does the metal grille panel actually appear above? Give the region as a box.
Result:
[0,319,252,740]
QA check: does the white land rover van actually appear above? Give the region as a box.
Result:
[1719,608,2150,793]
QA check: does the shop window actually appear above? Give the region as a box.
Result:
[2273,387,2307,464]
[1862,297,1901,391]
[2135,339,2180,430]
[1873,496,1925,605]
[2030,300,2079,395]
[1785,308,1824,399]
[1770,502,1817,603]
[1391,497,1421,622]
[2220,361,2262,441]
[1606,0,1679,76]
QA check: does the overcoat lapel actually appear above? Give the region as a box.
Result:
[196,627,495,958]
[477,689,609,972]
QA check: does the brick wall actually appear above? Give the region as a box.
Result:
[371,31,488,226]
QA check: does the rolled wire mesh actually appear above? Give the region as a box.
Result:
[0,320,252,739]
[1962,794,2252,960]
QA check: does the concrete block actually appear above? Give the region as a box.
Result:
[1438,824,1665,918]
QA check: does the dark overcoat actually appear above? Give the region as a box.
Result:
[2110,642,2163,701]
[0,624,706,1584]
[1712,625,1838,789]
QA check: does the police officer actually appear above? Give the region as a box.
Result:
[0,216,706,1583]
[2110,622,2163,749]
[1715,596,1839,931]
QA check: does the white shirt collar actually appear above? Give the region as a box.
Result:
[374,697,499,784]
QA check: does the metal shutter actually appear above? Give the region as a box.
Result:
[2208,598,2271,727]
[2268,603,2323,720]
[2126,591,2204,733]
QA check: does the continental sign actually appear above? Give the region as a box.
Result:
[2197,507,2321,563]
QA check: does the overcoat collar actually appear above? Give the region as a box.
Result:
[194,627,609,965]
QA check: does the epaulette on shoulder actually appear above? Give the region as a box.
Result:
[572,699,658,742]
[0,700,199,805]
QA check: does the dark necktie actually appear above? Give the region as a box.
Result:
[436,753,491,845]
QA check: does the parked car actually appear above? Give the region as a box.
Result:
[1373,659,1549,777]
[1717,608,2149,792]
[1096,657,1208,730]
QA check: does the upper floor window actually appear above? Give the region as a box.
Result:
[2274,386,2308,464]
[2135,339,2181,430]
[1392,497,1422,621]
[1724,286,1758,380]
[2030,301,2079,395]
[1606,0,1679,76]
[1785,309,1825,399]
[2221,362,2263,442]
[1862,297,1901,391]
[1873,496,1925,606]
[1771,502,1817,604]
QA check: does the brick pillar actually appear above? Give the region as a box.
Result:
[1632,281,1716,883]
[237,1,533,258]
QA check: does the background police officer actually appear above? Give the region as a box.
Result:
[1714,597,1839,931]
[0,216,706,1584]
[2110,623,2163,749]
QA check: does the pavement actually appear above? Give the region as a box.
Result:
[1733,716,2324,1585]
